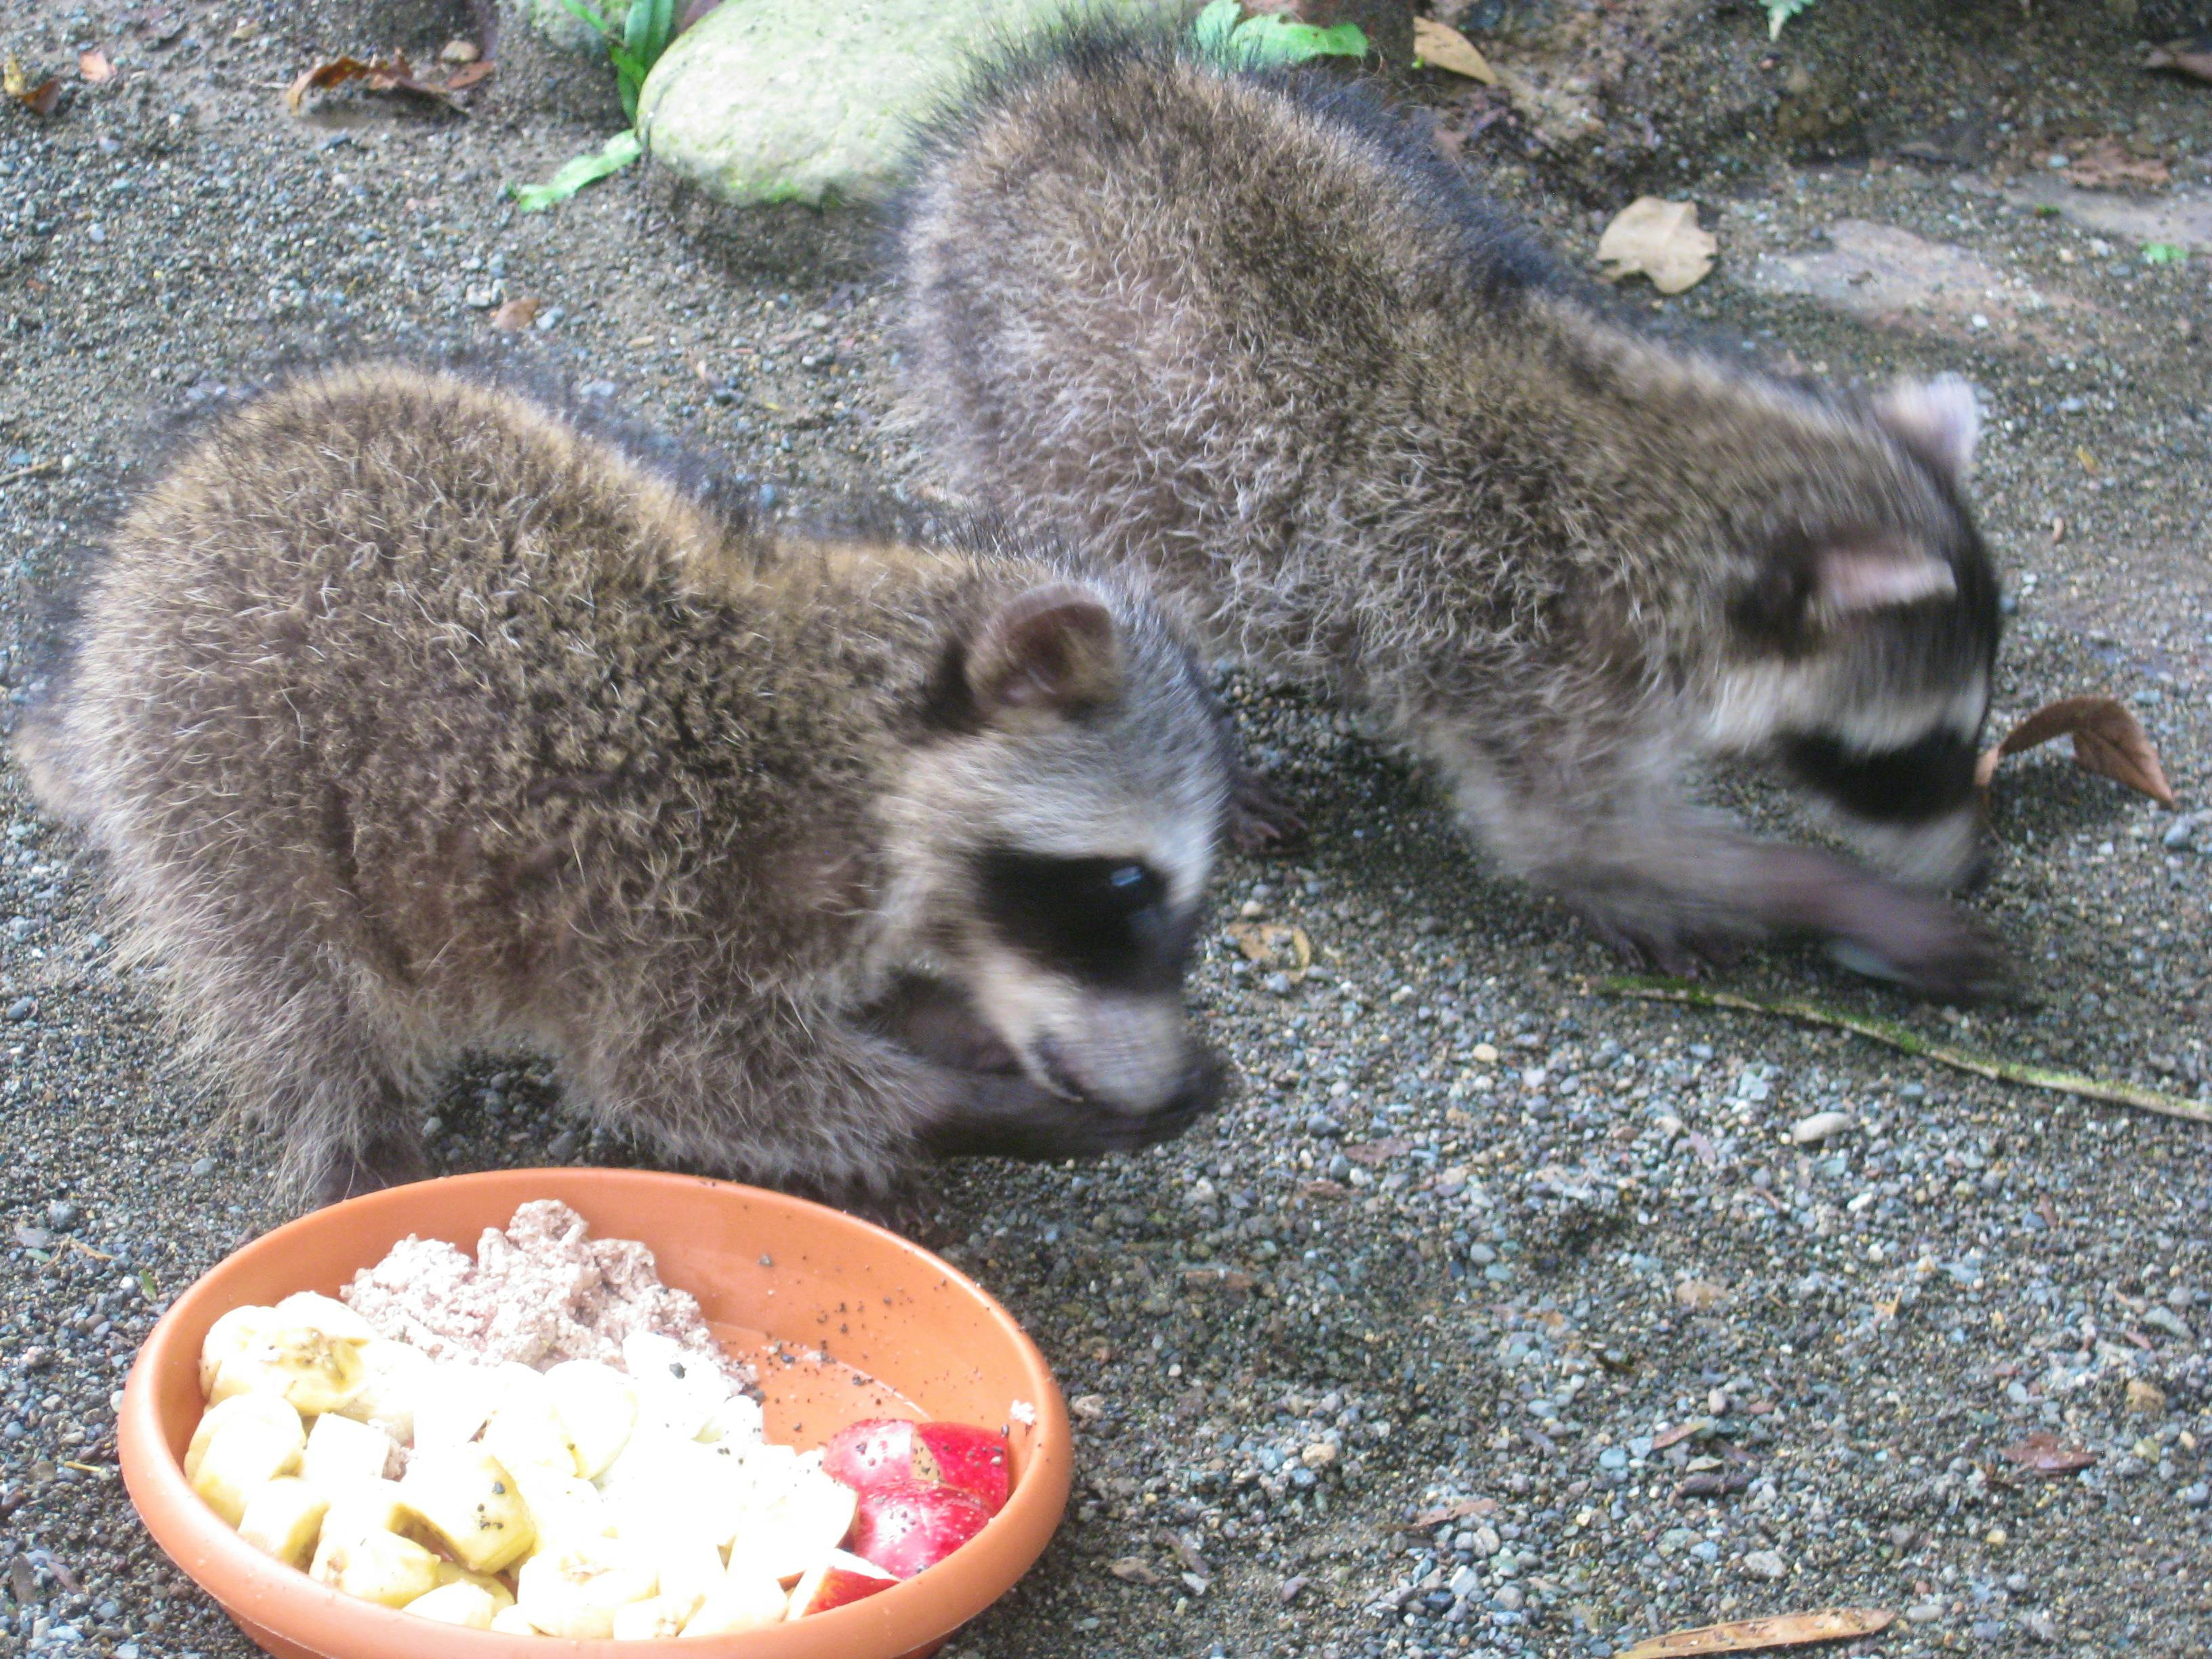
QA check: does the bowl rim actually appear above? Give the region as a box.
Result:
[118,1168,1073,1657]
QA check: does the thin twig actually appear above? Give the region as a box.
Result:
[0,459,62,488]
[1595,976,2212,1128]
[62,1237,113,1263]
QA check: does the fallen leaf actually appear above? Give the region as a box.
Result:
[2075,444,2100,473]
[283,53,475,114]
[1414,16,1497,83]
[1615,1608,1896,1657]
[12,1225,52,1250]
[3,56,62,116]
[2146,39,2212,85]
[1404,1496,1498,1530]
[1650,1418,1708,1452]
[2062,136,2171,192]
[1107,1555,1162,1585]
[78,49,115,83]
[509,127,642,213]
[1674,1279,1730,1311]
[1340,1135,1410,1167]
[2142,241,2188,264]
[1999,1431,2096,1476]
[1973,695,2176,807]
[1597,197,1717,294]
[1225,920,1312,977]
[443,59,494,93]
[489,297,541,331]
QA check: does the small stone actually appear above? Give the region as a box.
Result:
[1675,1279,1729,1311]
[2178,1482,2209,1507]
[1470,1042,1500,1064]
[1493,1584,1525,1612]
[2024,1612,2059,1642]
[2165,814,2199,849]
[547,1129,582,1160]
[1985,1526,2007,1546]
[2125,1378,2167,1414]
[1262,970,1294,996]
[1740,1549,1786,1581]
[464,283,500,308]
[45,1200,78,1229]
[6,998,35,1021]
[189,1157,216,1177]
[1789,1110,1852,1145]
[1472,1525,1501,1557]
[2145,1305,2193,1339]
[439,38,480,64]
[1300,1440,1336,1469]
[1906,1602,1944,1623]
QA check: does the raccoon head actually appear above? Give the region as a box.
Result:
[1709,376,1999,890]
[883,577,1232,1127]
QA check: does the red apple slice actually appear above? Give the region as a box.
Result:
[848,1480,992,1580]
[821,1419,1011,1515]
[784,1549,899,1619]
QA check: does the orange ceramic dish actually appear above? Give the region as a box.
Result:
[117,1169,1072,1659]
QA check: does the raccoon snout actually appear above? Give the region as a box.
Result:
[1034,1005,1216,1119]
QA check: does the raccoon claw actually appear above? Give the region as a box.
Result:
[918,1057,1223,1161]
[1825,902,2012,1003]
[1227,767,1305,855]
[309,1133,434,1210]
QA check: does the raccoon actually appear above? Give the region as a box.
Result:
[895,34,2007,997]
[17,365,1233,1205]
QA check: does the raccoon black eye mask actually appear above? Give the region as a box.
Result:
[896,32,2009,998]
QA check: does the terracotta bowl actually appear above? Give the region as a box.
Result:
[118,1168,1072,1659]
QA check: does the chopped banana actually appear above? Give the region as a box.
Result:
[402,1580,498,1629]
[209,1326,368,1416]
[300,1411,397,1496]
[623,1332,729,1441]
[611,1591,705,1639]
[723,1463,859,1584]
[680,1572,790,1636]
[510,1465,615,1548]
[399,1444,537,1573]
[432,1559,517,1612]
[543,1359,638,1477]
[309,1527,445,1608]
[185,1392,303,1483]
[235,1476,329,1569]
[513,1536,659,1639]
[317,1477,409,1549]
[629,1525,727,1613]
[488,1604,538,1635]
[696,1393,765,1446]
[331,1338,434,1445]
[197,1305,277,1399]
[272,1290,380,1345]
[480,1364,581,1480]
[409,1361,501,1453]
[190,1417,306,1528]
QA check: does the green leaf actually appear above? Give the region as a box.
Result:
[1765,0,1818,39]
[1191,0,1241,57]
[1192,5,1369,69]
[550,0,617,40]
[2142,242,2188,264]
[508,129,644,213]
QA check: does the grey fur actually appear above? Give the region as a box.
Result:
[18,365,1232,1204]
[894,35,2008,997]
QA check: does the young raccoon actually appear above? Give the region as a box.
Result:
[18,365,1233,1205]
[895,35,2007,996]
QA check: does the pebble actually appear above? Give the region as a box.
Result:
[45,1200,78,1229]
[7,997,35,1021]
[189,1157,216,1177]
[1740,1549,1786,1580]
[1788,1110,1852,1145]
[2164,813,2198,848]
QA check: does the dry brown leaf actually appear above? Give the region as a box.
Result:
[4,56,62,116]
[1404,1496,1499,1529]
[284,52,477,113]
[2063,136,2171,192]
[2146,39,2212,84]
[1414,17,1497,83]
[1340,1135,1410,1168]
[443,59,494,94]
[78,49,115,83]
[1107,1556,1161,1585]
[1973,695,2176,807]
[489,297,541,331]
[1225,920,1311,977]
[1616,1608,1896,1657]
[1999,1431,2097,1477]
[1649,1419,1705,1452]
[1597,197,1716,294]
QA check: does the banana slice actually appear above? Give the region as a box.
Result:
[489,1604,538,1635]
[723,1463,859,1584]
[631,1525,727,1613]
[611,1591,705,1640]
[272,1290,380,1345]
[510,1466,615,1548]
[542,1359,638,1478]
[697,1393,765,1447]
[209,1326,368,1416]
[680,1572,790,1637]
[403,1580,498,1629]
[301,1411,398,1496]
[318,1477,409,1548]
[185,1393,304,1483]
[481,1364,581,1481]
[399,1444,537,1573]
[309,1526,445,1609]
[235,1475,329,1568]
[331,1338,435,1446]
[411,1361,501,1454]
[190,1417,306,1528]
[513,1536,658,1639]
[198,1305,278,1400]
[433,1559,517,1612]
[622,1332,729,1441]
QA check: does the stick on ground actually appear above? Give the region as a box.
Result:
[1595,977,2212,1128]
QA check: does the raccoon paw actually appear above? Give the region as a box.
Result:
[1573,911,1747,978]
[1825,893,2011,1002]
[308,1132,434,1210]
[1227,766,1305,855]
[918,1059,1222,1161]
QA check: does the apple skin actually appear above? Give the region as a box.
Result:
[785,1549,899,1618]
[848,1479,993,1580]
[821,1418,1011,1515]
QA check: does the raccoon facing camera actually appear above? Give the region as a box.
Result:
[17,365,1235,1208]
[896,31,2009,1000]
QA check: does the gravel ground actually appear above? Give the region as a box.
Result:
[3,4,2210,1658]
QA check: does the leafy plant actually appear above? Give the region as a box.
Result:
[1191,1,1368,69]
[510,0,684,212]
[1765,0,1819,39]
[2142,242,2188,264]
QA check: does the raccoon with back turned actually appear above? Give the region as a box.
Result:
[896,32,2007,997]
[18,365,1232,1206]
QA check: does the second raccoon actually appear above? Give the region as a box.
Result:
[897,35,2007,997]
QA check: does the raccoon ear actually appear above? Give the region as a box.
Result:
[1875,373,1980,480]
[965,583,1125,720]
[1814,537,1958,617]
